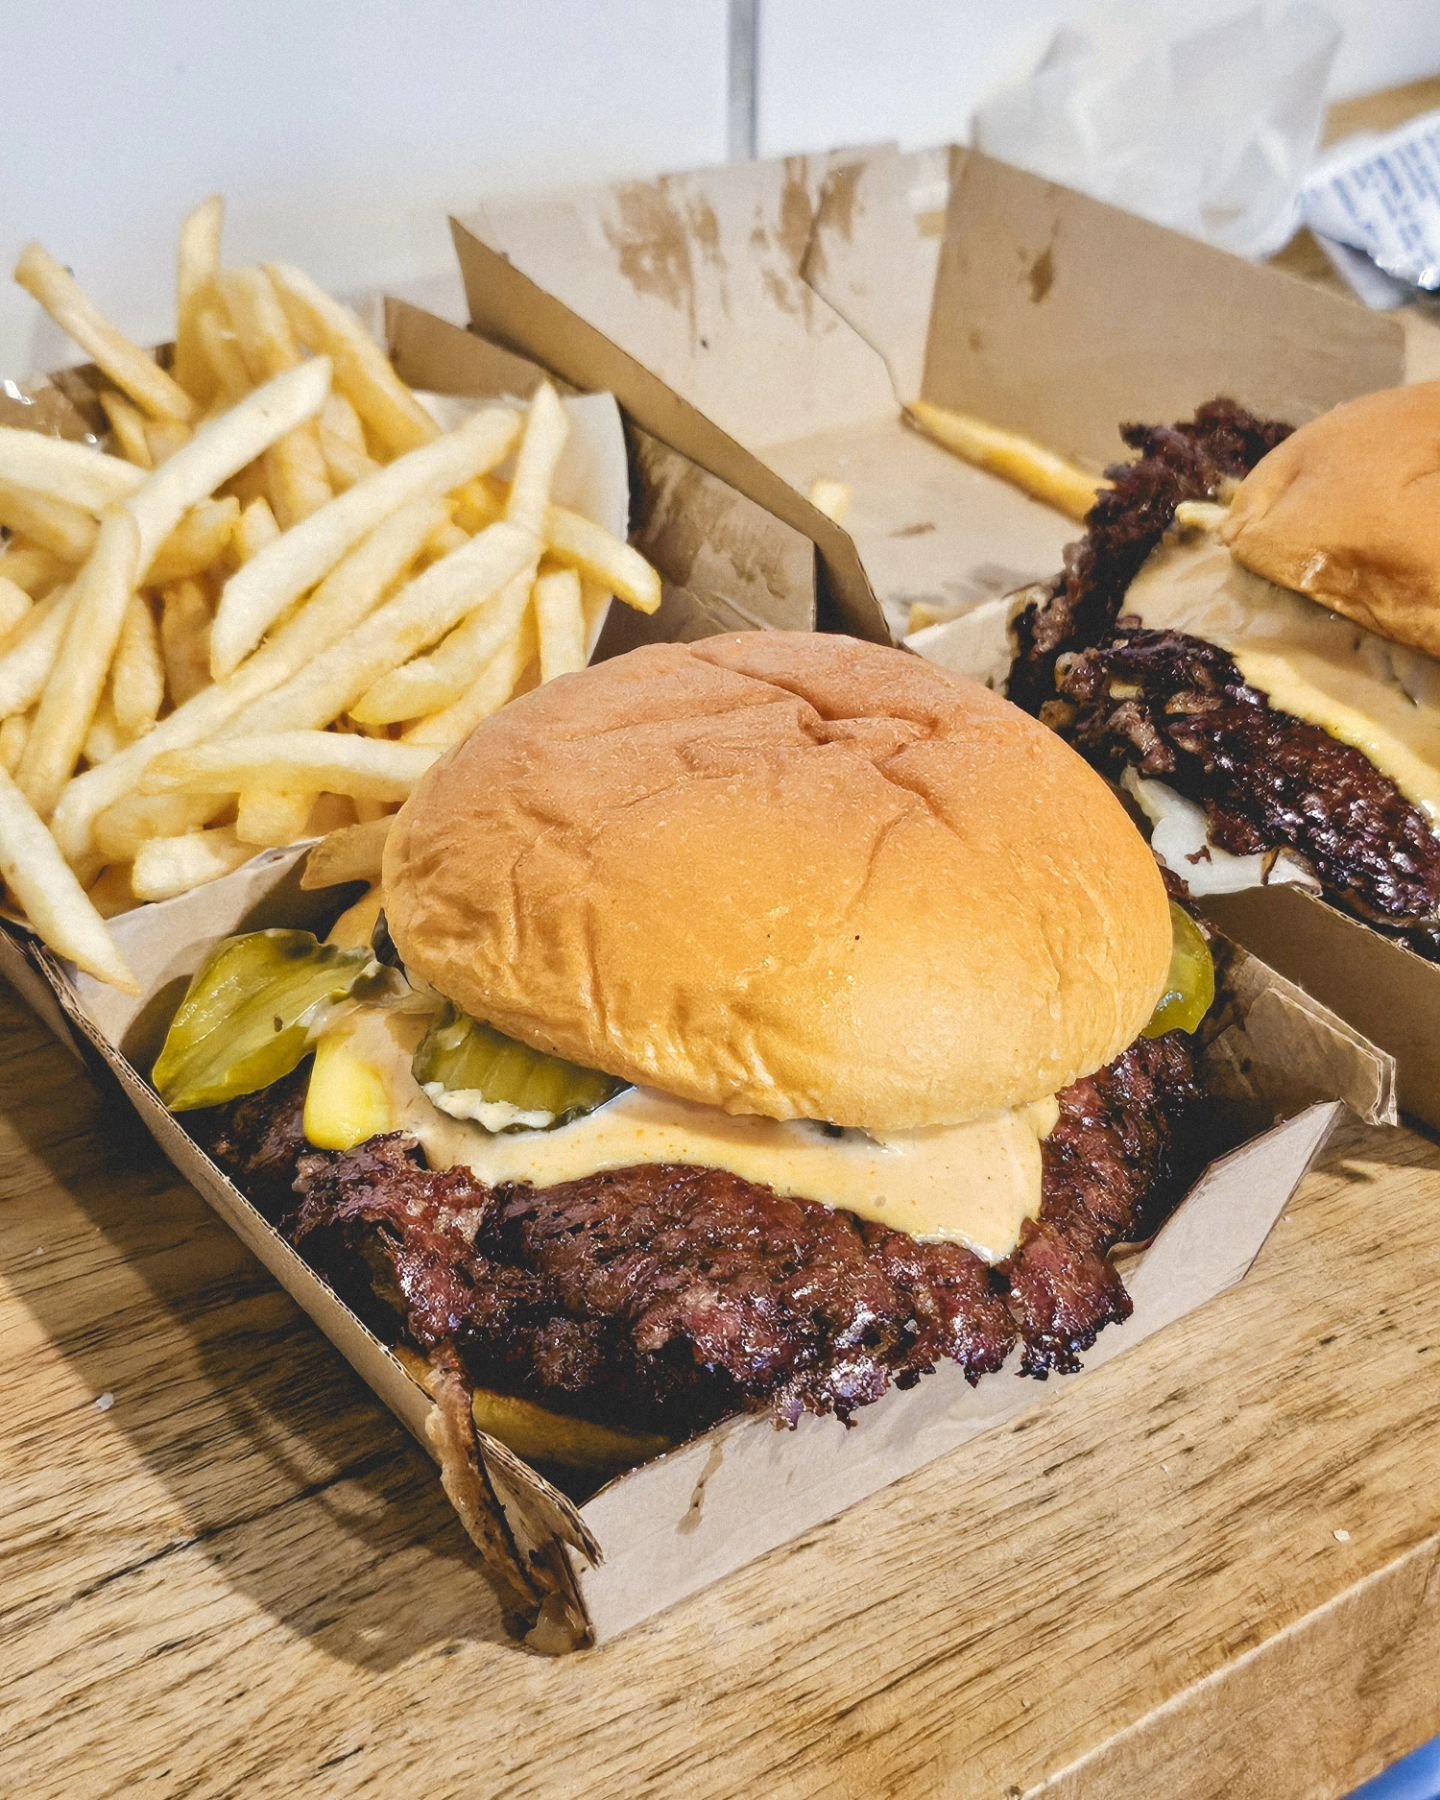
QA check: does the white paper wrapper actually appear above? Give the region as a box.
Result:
[1121,768,1321,899]
[973,0,1339,261]
[1301,110,1440,309]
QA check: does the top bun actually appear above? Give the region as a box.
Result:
[383,633,1172,1130]
[1223,380,1440,658]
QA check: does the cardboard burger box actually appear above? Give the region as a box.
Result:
[452,146,1440,1133]
[0,300,1396,1652]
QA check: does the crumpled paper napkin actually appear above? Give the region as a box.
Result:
[973,0,1340,261]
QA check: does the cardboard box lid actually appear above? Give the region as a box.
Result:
[453,145,1404,641]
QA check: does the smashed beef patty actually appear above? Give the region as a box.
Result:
[1060,627,1440,939]
[206,1033,1205,1438]
[1008,399,1440,953]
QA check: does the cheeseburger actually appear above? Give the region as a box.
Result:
[1010,388,1440,953]
[155,632,1214,1480]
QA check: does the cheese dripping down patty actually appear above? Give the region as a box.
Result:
[1124,531,1440,821]
[323,1007,1060,1264]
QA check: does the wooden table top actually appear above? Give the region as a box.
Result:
[8,80,1440,1800]
[4,982,1440,1800]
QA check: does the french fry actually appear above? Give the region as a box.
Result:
[0,479,96,563]
[144,419,192,465]
[236,520,538,737]
[0,586,75,718]
[0,577,33,644]
[533,564,586,684]
[0,545,66,597]
[422,515,469,563]
[217,267,332,526]
[159,580,212,706]
[195,306,251,404]
[322,392,367,453]
[0,713,30,773]
[83,688,125,765]
[173,195,225,402]
[401,576,536,745]
[581,577,612,650]
[402,584,537,747]
[86,862,135,919]
[350,563,535,724]
[0,763,136,989]
[319,429,381,492]
[112,595,165,739]
[453,476,503,535]
[265,262,439,455]
[234,787,312,847]
[100,391,154,468]
[543,503,661,614]
[233,496,281,564]
[131,824,255,902]
[300,814,393,889]
[505,383,569,536]
[325,883,382,949]
[209,402,521,676]
[143,731,440,801]
[124,358,332,575]
[807,477,852,525]
[50,496,445,863]
[905,401,1106,522]
[94,793,225,862]
[16,513,139,817]
[14,243,196,425]
[147,495,241,585]
[0,425,146,511]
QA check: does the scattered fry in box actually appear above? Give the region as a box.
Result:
[906,400,1107,522]
[807,477,852,525]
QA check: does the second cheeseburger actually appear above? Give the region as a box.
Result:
[166,632,1215,1467]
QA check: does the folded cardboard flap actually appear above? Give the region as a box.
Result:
[449,211,882,642]
[1206,885,1440,1132]
[455,145,1403,644]
[923,149,1406,470]
[385,302,817,647]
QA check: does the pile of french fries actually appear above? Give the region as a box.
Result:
[0,199,660,991]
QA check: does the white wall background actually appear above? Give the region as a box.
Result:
[1,0,1438,374]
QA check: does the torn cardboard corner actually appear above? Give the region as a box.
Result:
[8,817,1393,1651]
[1205,885,1440,1133]
[452,143,1402,645]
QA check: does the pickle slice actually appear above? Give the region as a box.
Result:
[412,1007,624,1131]
[1142,901,1216,1040]
[153,930,371,1112]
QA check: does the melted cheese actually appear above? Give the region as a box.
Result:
[334,1008,1057,1263]
[1126,533,1440,821]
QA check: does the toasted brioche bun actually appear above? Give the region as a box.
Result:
[383,632,1171,1130]
[1223,380,1440,658]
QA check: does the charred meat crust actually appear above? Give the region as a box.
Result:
[1060,628,1440,937]
[1008,398,1293,717]
[205,1034,1207,1434]
[1008,398,1440,953]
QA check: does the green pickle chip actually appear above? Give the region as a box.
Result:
[412,1007,623,1129]
[1142,901,1216,1040]
[154,930,371,1112]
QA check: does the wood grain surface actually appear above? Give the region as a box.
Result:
[3,974,1439,1799]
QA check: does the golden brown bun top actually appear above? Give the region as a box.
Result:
[1223,380,1440,658]
[382,633,1172,1129]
